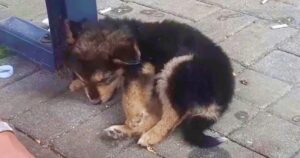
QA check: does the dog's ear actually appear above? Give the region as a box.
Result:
[64,19,88,45]
[112,40,141,65]
[107,30,141,65]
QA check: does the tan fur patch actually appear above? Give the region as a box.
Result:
[191,103,221,121]
[96,74,123,103]
[137,55,194,146]
[91,70,104,82]
[106,63,161,138]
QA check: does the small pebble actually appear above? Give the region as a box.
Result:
[239,79,248,85]
[35,139,41,144]
[271,24,288,29]
[292,115,300,122]
[261,0,269,4]
[99,7,112,14]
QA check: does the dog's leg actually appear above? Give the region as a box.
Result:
[137,101,180,147]
[138,55,194,147]
[105,63,160,139]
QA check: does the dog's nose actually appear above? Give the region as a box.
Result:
[89,98,102,105]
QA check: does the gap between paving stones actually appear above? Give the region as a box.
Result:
[0,66,40,89]
[196,0,300,30]
[11,93,121,157]
[120,0,219,22]
[14,127,66,158]
[49,102,119,142]
[250,49,300,85]
[208,128,268,158]
[6,88,68,121]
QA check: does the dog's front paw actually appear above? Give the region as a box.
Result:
[69,79,85,92]
[104,125,129,139]
[137,130,162,147]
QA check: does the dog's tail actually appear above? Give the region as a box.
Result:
[181,116,220,147]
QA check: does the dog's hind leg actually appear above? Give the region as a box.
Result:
[137,55,194,147]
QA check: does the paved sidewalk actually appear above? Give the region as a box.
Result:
[1,0,300,157]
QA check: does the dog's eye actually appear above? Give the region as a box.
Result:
[96,74,117,86]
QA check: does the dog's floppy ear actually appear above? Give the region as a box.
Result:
[107,30,141,65]
[112,41,141,65]
[64,19,88,45]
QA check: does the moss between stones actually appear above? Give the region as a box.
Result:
[0,45,8,59]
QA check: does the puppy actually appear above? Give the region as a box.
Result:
[64,18,235,147]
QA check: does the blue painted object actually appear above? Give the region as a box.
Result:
[0,17,55,70]
[45,0,98,70]
[0,0,98,71]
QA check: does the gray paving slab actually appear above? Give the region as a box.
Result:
[0,6,11,20]
[0,70,68,119]
[219,20,297,66]
[235,70,291,109]
[0,0,46,20]
[11,91,117,143]
[293,151,300,158]
[0,56,39,89]
[198,0,300,28]
[253,50,300,84]
[97,0,124,10]
[193,9,256,43]
[267,86,300,126]
[108,145,159,158]
[278,32,300,56]
[52,104,133,158]
[100,2,191,24]
[212,98,259,136]
[155,130,264,158]
[123,0,220,21]
[15,131,60,158]
[230,112,300,158]
[232,61,245,75]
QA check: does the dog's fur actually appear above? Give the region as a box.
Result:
[64,18,235,147]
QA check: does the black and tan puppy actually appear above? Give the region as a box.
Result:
[64,18,235,147]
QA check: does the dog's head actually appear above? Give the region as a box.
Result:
[64,19,141,65]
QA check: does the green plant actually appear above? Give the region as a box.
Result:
[0,45,8,59]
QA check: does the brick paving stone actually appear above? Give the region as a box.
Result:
[155,130,264,158]
[123,0,220,21]
[198,0,300,28]
[220,20,297,66]
[0,56,39,89]
[15,131,60,158]
[11,91,117,142]
[101,2,191,24]
[278,32,300,56]
[0,70,68,119]
[52,105,132,158]
[193,9,256,43]
[267,86,300,126]
[235,70,291,109]
[253,50,300,84]
[230,112,300,158]
[212,98,259,136]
